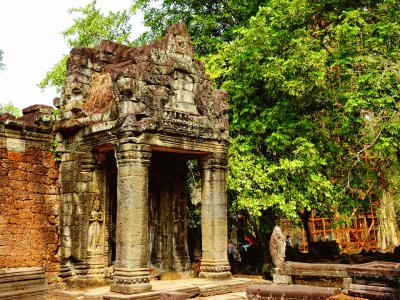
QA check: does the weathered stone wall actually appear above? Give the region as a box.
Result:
[0,106,60,278]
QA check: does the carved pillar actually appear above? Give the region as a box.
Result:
[199,152,231,279]
[111,142,152,294]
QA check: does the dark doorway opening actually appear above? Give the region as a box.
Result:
[148,151,201,274]
[106,151,117,266]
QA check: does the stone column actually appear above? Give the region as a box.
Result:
[111,142,152,294]
[199,152,231,279]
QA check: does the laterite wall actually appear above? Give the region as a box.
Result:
[0,109,60,278]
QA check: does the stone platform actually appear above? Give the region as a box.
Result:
[0,267,48,300]
[347,261,400,299]
[49,277,262,300]
[246,284,340,300]
[274,261,352,290]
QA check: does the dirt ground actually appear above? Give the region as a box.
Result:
[328,294,368,300]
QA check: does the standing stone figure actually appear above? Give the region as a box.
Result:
[269,226,286,270]
[88,195,103,251]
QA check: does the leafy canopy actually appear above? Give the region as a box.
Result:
[39,0,400,225]
[133,0,269,55]
[0,102,21,117]
[207,0,400,220]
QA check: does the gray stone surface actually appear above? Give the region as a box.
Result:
[0,267,48,300]
[347,261,400,299]
[274,261,351,290]
[199,154,231,280]
[51,278,257,300]
[55,23,230,295]
[246,284,340,300]
[269,226,286,270]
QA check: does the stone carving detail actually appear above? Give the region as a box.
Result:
[88,195,104,251]
[53,23,231,291]
[269,226,286,270]
[200,266,231,273]
[201,152,228,170]
[57,23,229,141]
[115,143,152,163]
[165,71,197,115]
[115,276,150,285]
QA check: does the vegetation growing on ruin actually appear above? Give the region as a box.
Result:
[39,0,134,92]
[0,101,21,117]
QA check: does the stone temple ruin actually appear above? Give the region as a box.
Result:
[0,23,231,296]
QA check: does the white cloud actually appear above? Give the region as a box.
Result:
[0,0,145,110]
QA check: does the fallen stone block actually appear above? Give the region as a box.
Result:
[160,291,190,300]
[347,261,400,300]
[0,267,48,300]
[246,283,340,300]
[348,284,399,300]
[274,261,352,290]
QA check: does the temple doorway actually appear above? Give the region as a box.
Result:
[105,150,203,275]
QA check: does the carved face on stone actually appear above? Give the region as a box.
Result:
[164,71,198,115]
[116,76,136,102]
[115,75,150,119]
[61,76,90,120]
[63,75,89,105]
[92,196,101,212]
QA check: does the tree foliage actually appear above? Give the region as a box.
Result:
[132,0,269,55]
[39,0,134,92]
[207,0,400,225]
[40,0,400,248]
[0,102,21,117]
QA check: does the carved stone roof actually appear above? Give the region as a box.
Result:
[57,23,229,143]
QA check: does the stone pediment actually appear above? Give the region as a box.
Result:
[57,23,228,142]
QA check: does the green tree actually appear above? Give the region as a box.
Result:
[40,0,400,255]
[40,0,266,91]
[40,0,134,92]
[207,0,400,243]
[132,0,269,55]
[132,0,280,256]
[0,102,21,117]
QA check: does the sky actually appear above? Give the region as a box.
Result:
[0,0,146,110]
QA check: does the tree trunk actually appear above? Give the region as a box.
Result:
[378,191,399,251]
[300,210,313,245]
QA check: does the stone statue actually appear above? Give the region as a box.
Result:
[88,195,103,251]
[269,226,286,270]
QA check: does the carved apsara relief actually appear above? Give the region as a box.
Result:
[88,195,104,252]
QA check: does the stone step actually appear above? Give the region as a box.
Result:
[348,284,400,300]
[50,278,259,300]
[0,267,48,300]
[246,284,341,300]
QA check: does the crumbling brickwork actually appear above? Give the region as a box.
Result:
[0,105,60,277]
